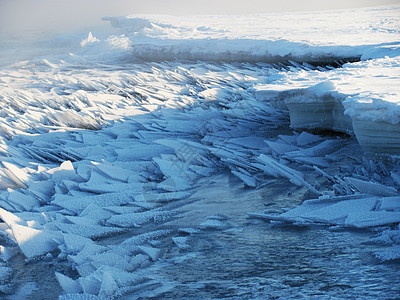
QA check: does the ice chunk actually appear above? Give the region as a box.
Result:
[172,236,190,249]
[49,161,78,182]
[1,161,28,189]
[374,245,400,261]
[256,154,320,195]
[380,197,400,211]
[345,211,400,228]
[296,132,323,146]
[55,272,82,294]
[55,222,126,239]
[61,233,95,254]
[52,191,135,213]
[58,294,102,300]
[7,191,39,211]
[345,177,399,197]
[200,218,230,230]
[79,275,101,295]
[0,208,25,227]
[0,264,12,280]
[99,271,118,298]
[106,210,170,228]
[134,190,192,203]
[265,141,298,155]
[230,170,257,187]
[68,243,107,266]
[93,162,139,183]
[280,196,377,224]
[138,246,161,261]
[90,252,131,271]
[10,224,58,258]
[0,245,14,261]
[287,139,343,158]
[79,204,113,223]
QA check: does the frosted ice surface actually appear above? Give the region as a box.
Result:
[106,210,170,228]
[345,211,400,228]
[61,233,95,254]
[296,132,323,146]
[99,271,118,298]
[138,246,162,261]
[10,223,58,258]
[52,192,135,213]
[265,141,298,155]
[0,208,25,227]
[58,294,102,300]
[56,222,125,239]
[345,177,399,197]
[56,272,83,294]
[380,197,400,211]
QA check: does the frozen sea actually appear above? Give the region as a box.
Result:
[0,5,400,299]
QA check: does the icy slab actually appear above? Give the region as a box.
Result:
[56,272,82,294]
[296,132,323,147]
[345,211,400,228]
[345,177,399,197]
[255,154,320,195]
[10,223,59,258]
[55,222,126,239]
[106,210,171,228]
[252,194,400,229]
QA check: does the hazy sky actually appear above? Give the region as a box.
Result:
[0,0,399,34]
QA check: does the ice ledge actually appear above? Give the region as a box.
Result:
[258,84,400,156]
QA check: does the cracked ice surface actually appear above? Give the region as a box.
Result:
[0,4,399,299]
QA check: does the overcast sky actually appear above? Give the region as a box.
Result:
[0,0,399,34]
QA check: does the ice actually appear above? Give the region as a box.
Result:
[55,222,125,239]
[7,191,39,211]
[345,211,400,228]
[138,246,162,261]
[91,162,139,183]
[56,272,83,294]
[10,223,58,258]
[0,264,12,280]
[172,236,190,249]
[1,161,29,189]
[380,197,400,211]
[256,154,320,195]
[0,4,400,298]
[296,132,323,146]
[265,141,298,155]
[99,271,118,298]
[345,177,399,197]
[68,243,108,266]
[0,245,14,262]
[58,294,102,300]
[230,170,257,187]
[0,208,25,227]
[61,233,95,255]
[106,210,170,228]
[79,275,101,295]
[51,191,135,213]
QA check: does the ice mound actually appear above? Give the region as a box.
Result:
[255,55,400,155]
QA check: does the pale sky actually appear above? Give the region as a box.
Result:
[0,0,399,34]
